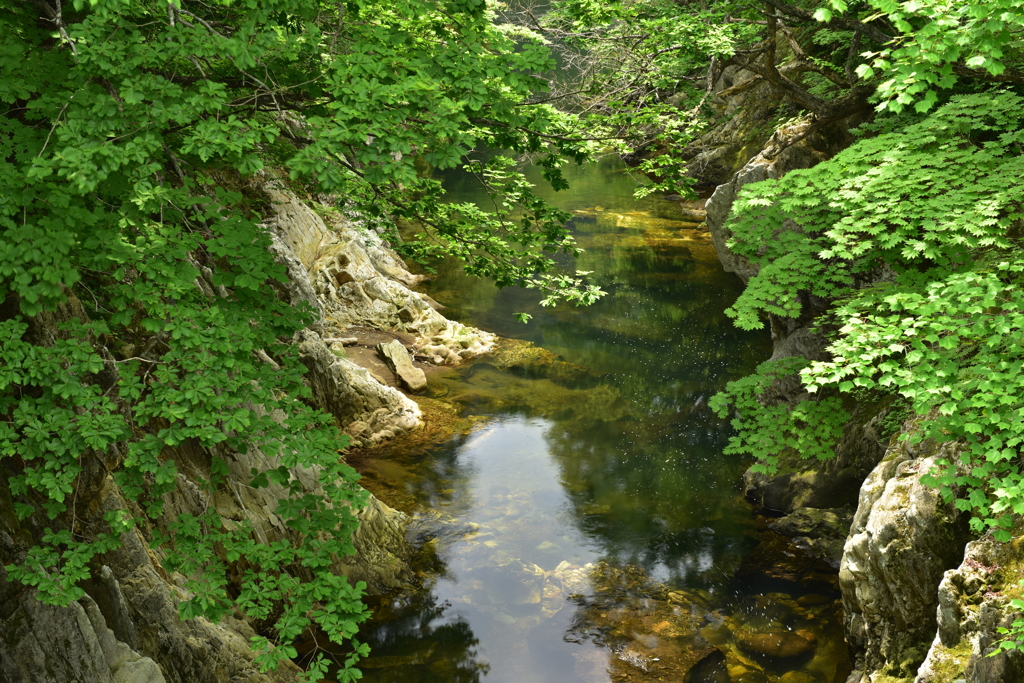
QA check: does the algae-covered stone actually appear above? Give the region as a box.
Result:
[770,508,852,540]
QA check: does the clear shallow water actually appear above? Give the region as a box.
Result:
[346,157,850,683]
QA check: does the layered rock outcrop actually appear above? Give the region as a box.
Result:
[261,182,495,366]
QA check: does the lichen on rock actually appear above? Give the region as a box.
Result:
[914,538,1024,683]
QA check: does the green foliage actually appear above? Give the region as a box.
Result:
[394,156,605,306]
[877,396,914,440]
[804,259,1024,538]
[995,596,1024,654]
[709,357,849,473]
[0,0,618,677]
[821,0,1024,113]
[539,0,762,196]
[726,91,1024,330]
[718,89,1024,541]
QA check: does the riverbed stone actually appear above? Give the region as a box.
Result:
[770,507,852,539]
[735,629,816,658]
[376,339,427,392]
[471,560,546,605]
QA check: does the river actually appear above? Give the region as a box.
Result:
[346,156,851,683]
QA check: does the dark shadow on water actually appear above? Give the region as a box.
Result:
[356,592,490,683]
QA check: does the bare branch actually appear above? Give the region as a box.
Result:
[845,29,862,85]
[29,0,77,55]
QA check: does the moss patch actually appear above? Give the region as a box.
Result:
[927,639,974,683]
[993,536,1024,600]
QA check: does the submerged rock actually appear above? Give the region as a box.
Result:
[769,507,853,568]
[770,507,853,540]
[469,560,545,605]
[735,629,816,658]
[687,649,730,683]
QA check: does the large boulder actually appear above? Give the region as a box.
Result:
[704,119,853,285]
[0,475,302,683]
[0,580,165,683]
[840,433,970,682]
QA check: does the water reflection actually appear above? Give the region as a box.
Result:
[350,157,849,683]
[358,591,489,683]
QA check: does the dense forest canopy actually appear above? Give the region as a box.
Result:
[3,0,1024,675]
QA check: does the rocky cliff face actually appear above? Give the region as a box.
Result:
[915,537,1024,683]
[0,180,495,682]
[840,432,970,682]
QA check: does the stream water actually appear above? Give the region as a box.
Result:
[346,157,851,683]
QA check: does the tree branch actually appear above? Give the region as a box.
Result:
[761,0,894,46]
[744,9,829,115]
[952,64,1024,86]
[29,0,77,55]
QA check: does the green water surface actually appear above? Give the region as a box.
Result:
[348,157,849,683]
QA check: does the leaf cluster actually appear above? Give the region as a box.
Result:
[712,88,1024,549]
[819,0,1024,113]
[0,0,621,678]
[709,357,849,472]
[726,91,1024,330]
